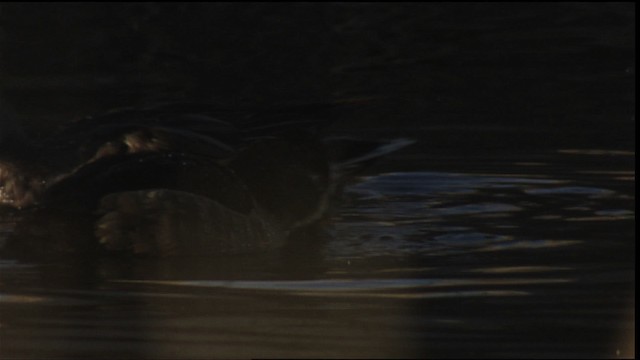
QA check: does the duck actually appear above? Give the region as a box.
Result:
[0,101,413,259]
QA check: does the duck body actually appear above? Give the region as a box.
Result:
[0,102,412,259]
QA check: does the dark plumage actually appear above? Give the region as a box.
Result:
[0,101,412,259]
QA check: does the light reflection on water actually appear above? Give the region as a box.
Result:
[109,277,571,294]
[0,151,635,358]
[328,170,623,260]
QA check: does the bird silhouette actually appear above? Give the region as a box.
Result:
[0,101,413,259]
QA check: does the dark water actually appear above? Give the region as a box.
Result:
[0,145,634,358]
[0,3,635,359]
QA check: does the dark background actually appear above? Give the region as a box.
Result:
[0,3,635,153]
[0,4,635,358]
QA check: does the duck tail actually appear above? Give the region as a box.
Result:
[326,137,415,175]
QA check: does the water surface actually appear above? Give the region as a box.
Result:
[0,3,634,359]
[0,145,634,358]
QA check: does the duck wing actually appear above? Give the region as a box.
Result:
[95,189,284,257]
[36,99,362,178]
[39,112,240,175]
[43,151,254,214]
[3,151,267,259]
